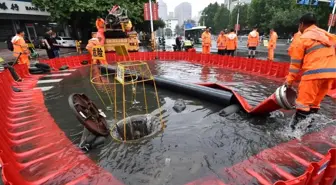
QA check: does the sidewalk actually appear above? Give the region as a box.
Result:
[0,48,79,63]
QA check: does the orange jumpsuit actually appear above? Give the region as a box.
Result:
[201,31,211,54]
[247,30,259,48]
[11,34,30,66]
[226,32,238,56]
[268,31,278,61]
[86,38,107,65]
[217,34,227,55]
[96,18,105,45]
[286,25,336,112]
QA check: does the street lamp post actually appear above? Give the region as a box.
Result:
[328,0,336,33]
[235,0,240,35]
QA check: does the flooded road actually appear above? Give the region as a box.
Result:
[42,61,336,185]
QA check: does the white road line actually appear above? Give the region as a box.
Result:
[59,69,77,72]
[37,79,63,84]
[34,86,54,91]
[45,73,71,77]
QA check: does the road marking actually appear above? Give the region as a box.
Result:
[45,73,71,77]
[60,69,77,72]
[34,86,54,91]
[37,79,63,84]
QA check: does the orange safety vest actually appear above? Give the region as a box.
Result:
[247,30,259,47]
[86,38,100,54]
[286,25,336,83]
[217,34,227,50]
[226,32,238,50]
[12,35,28,57]
[201,31,211,47]
[268,31,278,49]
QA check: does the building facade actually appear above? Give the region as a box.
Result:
[158,0,168,20]
[165,19,178,36]
[0,0,69,48]
[174,2,192,26]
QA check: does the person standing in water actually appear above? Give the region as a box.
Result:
[201,27,212,54]
[247,26,259,58]
[285,13,336,129]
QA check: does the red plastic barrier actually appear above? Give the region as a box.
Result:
[0,68,124,185]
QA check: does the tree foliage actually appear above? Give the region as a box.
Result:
[135,19,165,33]
[200,3,231,34]
[213,5,230,33]
[31,0,159,40]
[199,0,332,36]
[230,4,249,30]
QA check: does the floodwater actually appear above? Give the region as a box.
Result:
[42,61,336,185]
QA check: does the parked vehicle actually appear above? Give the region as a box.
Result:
[56,37,76,47]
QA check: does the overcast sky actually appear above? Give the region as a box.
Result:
[164,0,224,17]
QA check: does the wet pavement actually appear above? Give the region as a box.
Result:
[40,60,335,185]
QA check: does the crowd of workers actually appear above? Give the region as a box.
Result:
[200,26,278,61]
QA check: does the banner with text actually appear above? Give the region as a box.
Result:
[144,2,159,21]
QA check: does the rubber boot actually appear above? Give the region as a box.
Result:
[309,108,319,114]
[290,110,310,130]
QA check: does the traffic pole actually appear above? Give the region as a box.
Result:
[328,0,336,33]
[149,0,155,51]
[236,0,240,35]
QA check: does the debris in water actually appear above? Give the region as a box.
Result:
[173,99,186,113]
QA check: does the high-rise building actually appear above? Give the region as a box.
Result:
[168,12,174,19]
[158,0,168,20]
[174,2,192,26]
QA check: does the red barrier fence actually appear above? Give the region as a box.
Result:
[0,52,332,185]
[0,64,123,185]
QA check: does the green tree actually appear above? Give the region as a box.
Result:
[32,0,153,40]
[199,2,220,28]
[248,0,331,36]
[175,25,183,36]
[135,19,165,33]
[213,5,230,34]
[230,4,249,31]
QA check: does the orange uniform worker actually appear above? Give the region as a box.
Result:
[11,29,30,66]
[226,29,238,56]
[217,31,227,55]
[96,17,105,45]
[201,27,212,54]
[86,32,107,65]
[285,13,336,129]
[268,29,278,61]
[247,26,259,58]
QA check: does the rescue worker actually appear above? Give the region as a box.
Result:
[247,26,259,58]
[11,29,30,66]
[183,37,193,51]
[285,13,336,129]
[86,32,107,65]
[226,29,238,56]
[96,17,105,45]
[217,30,227,55]
[268,28,278,61]
[201,27,212,54]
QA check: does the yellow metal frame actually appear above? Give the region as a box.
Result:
[90,46,164,143]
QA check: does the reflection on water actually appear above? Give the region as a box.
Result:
[43,61,336,185]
